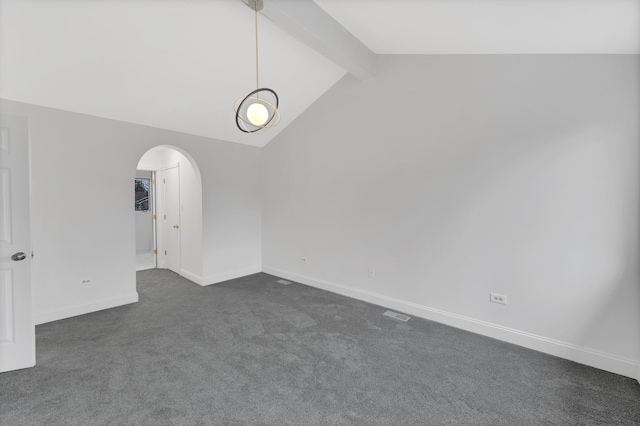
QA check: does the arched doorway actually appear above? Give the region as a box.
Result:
[135,145,203,283]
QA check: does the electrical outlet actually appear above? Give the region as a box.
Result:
[490,293,507,305]
[80,279,93,286]
[368,268,375,278]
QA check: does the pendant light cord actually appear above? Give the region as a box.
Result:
[254,7,259,91]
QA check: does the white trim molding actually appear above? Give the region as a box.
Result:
[35,292,139,325]
[263,265,639,380]
[201,266,262,287]
[179,269,205,286]
[170,266,262,287]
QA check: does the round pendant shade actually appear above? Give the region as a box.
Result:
[234,88,280,133]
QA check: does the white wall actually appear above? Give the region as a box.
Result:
[261,55,640,378]
[0,99,262,324]
[2,54,637,380]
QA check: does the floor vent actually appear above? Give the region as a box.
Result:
[383,310,411,322]
[276,279,292,285]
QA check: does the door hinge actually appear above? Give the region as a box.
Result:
[163,178,166,184]
[153,249,157,255]
[152,179,156,185]
[163,214,167,220]
[153,214,156,220]
[164,250,167,255]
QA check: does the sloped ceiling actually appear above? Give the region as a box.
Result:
[0,0,638,147]
[0,0,347,147]
[313,0,640,54]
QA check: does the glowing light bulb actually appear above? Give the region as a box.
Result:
[246,102,269,126]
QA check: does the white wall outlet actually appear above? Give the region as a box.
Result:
[368,267,375,278]
[80,278,93,286]
[490,293,507,305]
[301,257,307,263]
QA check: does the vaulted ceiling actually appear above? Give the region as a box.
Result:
[1,0,638,147]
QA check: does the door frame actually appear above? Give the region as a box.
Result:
[135,145,202,284]
[134,170,157,270]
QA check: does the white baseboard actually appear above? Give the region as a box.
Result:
[263,265,639,380]
[35,292,139,325]
[167,266,263,287]
[179,269,205,286]
[201,266,262,286]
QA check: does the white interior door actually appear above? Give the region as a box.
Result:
[0,115,35,373]
[163,166,181,274]
[151,171,157,267]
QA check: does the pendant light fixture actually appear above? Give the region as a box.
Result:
[234,0,280,133]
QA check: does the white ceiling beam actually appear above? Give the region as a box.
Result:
[242,0,377,80]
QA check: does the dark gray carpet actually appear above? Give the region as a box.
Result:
[1,270,639,425]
